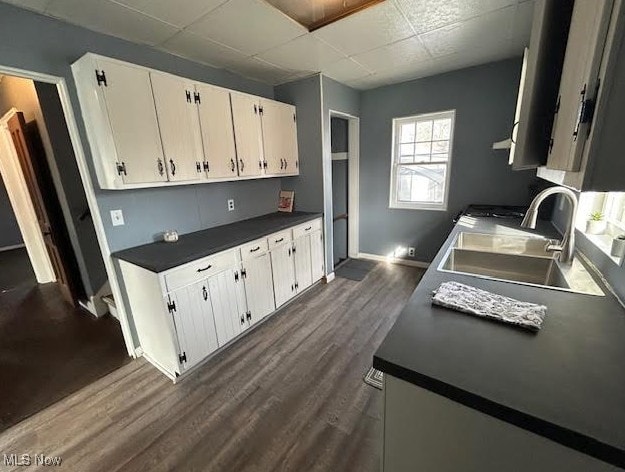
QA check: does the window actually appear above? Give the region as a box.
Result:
[389,110,455,210]
[576,191,625,262]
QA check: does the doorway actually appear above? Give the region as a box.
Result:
[331,117,349,268]
[0,73,129,432]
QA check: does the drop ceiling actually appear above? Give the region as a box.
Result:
[1,0,534,90]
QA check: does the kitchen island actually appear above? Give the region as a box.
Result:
[374,216,625,471]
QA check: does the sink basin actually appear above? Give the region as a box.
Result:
[453,232,557,258]
[438,232,604,296]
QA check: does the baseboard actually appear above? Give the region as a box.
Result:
[357,252,430,269]
[0,243,25,252]
[324,272,335,283]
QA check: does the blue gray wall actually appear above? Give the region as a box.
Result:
[359,58,540,262]
[0,3,279,294]
[0,176,22,248]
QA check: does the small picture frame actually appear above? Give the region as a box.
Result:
[278,190,294,212]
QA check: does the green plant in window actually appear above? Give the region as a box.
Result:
[589,211,605,221]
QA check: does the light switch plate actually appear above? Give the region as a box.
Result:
[227,199,235,211]
[110,209,124,226]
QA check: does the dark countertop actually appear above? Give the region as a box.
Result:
[112,211,322,272]
[374,216,625,469]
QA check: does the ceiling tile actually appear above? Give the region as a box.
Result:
[112,0,227,28]
[159,30,248,68]
[187,0,307,56]
[313,1,413,56]
[418,5,515,57]
[46,0,178,45]
[395,0,517,34]
[257,35,346,72]
[1,0,51,12]
[321,58,372,83]
[353,36,431,72]
[225,57,295,84]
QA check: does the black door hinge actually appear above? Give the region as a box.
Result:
[241,268,247,278]
[203,161,210,172]
[95,70,107,87]
[263,160,268,169]
[179,352,187,364]
[293,113,296,122]
[116,161,127,176]
[292,245,297,254]
[246,311,251,321]
[167,300,177,313]
[234,271,239,282]
[186,90,192,103]
[259,105,264,115]
[295,282,299,290]
[194,92,201,104]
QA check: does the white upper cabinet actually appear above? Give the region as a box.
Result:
[195,84,239,179]
[231,92,264,178]
[72,53,298,190]
[150,72,205,182]
[547,0,612,172]
[91,58,166,186]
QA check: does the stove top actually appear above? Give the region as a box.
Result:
[454,205,527,223]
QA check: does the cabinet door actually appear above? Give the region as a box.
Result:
[150,72,204,182]
[167,282,219,371]
[207,268,246,346]
[293,235,312,293]
[261,100,298,175]
[231,93,264,177]
[282,103,299,174]
[242,252,276,324]
[310,229,325,283]
[547,0,612,171]
[270,243,296,308]
[196,84,239,179]
[96,59,166,184]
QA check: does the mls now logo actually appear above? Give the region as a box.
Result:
[3,453,62,466]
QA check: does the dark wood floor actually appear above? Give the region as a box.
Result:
[0,248,129,432]
[0,248,36,292]
[0,262,423,471]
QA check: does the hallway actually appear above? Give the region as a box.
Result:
[0,248,129,432]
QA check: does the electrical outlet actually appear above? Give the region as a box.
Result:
[408,247,415,257]
[227,199,235,211]
[110,209,124,226]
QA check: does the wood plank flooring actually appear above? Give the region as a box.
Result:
[0,262,423,471]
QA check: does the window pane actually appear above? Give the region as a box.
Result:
[399,143,414,163]
[432,140,449,154]
[415,120,433,142]
[431,153,449,162]
[414,142,431,162]
[433,119,451,140]
[397,164,446,204]
[400,122,415,143]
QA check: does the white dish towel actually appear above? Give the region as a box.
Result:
[432,281,547,331]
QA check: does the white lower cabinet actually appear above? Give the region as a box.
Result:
[119,218,324,380]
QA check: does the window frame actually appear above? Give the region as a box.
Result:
[389,110,455,211]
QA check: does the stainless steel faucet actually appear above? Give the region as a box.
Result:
[520,186,578,264]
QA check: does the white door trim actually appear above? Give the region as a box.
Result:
[328,109,360,261]
[0,64,137,357]
[0,108,56,283]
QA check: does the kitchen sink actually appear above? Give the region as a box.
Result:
[438,233,604,296]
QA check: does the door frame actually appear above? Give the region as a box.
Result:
[0,108,56,283]
[328,110,360,262]
[0,64,136,357]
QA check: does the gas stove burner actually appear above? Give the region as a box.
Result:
[459,204,528,220]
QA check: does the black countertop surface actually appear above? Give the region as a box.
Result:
[112,211,322,272]
[374,216,625,469]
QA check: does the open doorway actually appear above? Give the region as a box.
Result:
[331,117,349,268]
[0,74,129,432]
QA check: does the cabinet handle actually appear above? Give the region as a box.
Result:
[259,160,263,170]
[239,159,245,172]
[284,159,288,169]
[157,158,164,176]
[280,158,284,170]
[202,286,208,301]
[305,226,312,231]
[196,264,212,272]
[275,237,284,243]
[573,84,587,141]
[231,158,235,172]
[250,246,261,252]
[169,159,176,176]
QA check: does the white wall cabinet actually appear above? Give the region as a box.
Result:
[118,218,323,380]
[72,53,299,190]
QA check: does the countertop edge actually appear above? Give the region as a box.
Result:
[373,355,625,469]
[111,212,323,273]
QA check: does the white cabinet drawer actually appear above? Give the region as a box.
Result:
[267,230,292,250]
[164,250,237,292]
[293,218,322,240]
[240,238,269,260]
